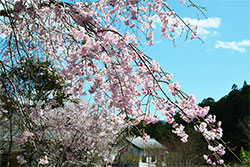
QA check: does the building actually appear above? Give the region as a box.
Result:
[114,137,167,167]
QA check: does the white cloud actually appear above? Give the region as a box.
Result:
[149,15,161,29]
[155,40,162,44]
[183,17,221,29]
[150,16,221,39]
[238,40,250,46]
[215,40,250,53]
[183,17,221,37]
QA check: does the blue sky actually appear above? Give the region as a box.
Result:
[140,0,250,103]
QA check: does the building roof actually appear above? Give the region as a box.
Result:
[127,137,165,149]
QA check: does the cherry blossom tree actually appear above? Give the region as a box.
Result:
[0,0,245,166]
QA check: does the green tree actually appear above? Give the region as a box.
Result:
[0,57,70,109]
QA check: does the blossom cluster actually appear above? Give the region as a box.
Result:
[172,123,189,142]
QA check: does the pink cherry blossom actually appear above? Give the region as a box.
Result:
[39,156,49,165]
[17,155,27,165]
